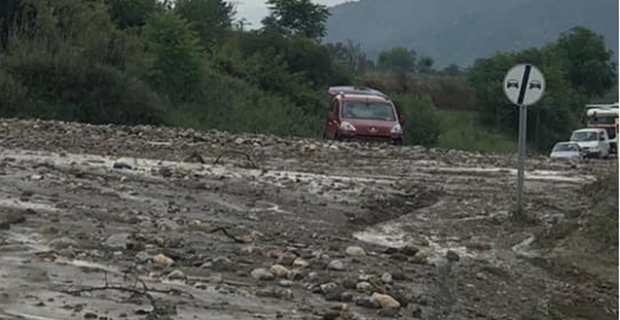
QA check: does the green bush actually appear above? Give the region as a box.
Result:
[391,93,440,146]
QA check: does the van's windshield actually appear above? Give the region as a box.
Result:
[342,101,396,121]
[570,131,599,142]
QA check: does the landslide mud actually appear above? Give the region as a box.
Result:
[0,119,616,320]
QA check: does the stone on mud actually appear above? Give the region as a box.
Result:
[381,272,393,284]
[293,258,309,268]
[251,268,275,281]
[105,232,132,250]
[210,256,234,272]
[153,253,174,266]
[345,246,366,256]
[328,259,345,271]
[356,282,373,292]
[371,292,401,309]
[256,287,294,300]
[270,264,290,278]
[5,211,26,224]
[49,237,78,250]
[277,252,297,266]
[167,269,187,281]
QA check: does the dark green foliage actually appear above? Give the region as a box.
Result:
[392,93,440,146]
[262,0,330,41]
[468,27,616,151]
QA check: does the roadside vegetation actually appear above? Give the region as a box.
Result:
[0,0,616,153]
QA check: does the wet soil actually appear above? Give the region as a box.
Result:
[0,119,617,320]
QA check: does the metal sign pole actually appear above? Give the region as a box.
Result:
[516,104,527,217]
[503,63,544,219]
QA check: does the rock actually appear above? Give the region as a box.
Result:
[105,233,132,250]
[270,264,290,278]
[156,218,181,231]
[135,251,152,263]
[167,270,186,281]
[57,248,76,259]
[328,260,345,271]
[381,272,393,284]
[0,221,9,230]
[411,306,422,318]
[320,282,339,295]
[112,162,132,170]
[356,282,373,292]
[308,272,319,281]
[411,250,431,265]
[345,246,366,256]
[277,252,297,266]
[153,254,174,266]
[239,245,257,255]
[256,287,294,300]
[465,240,493,251]
[401,245,419,256]
[251,268,275,281]
[83,312,98,319]
[38,225,58,235]
[293,258,309,268]
[211,256,234,272]
[287,269,303,280]
[446,250,460,262]
[49,237,77,250]
[5,211,26,224]
[340,291,355,302]
[355,296,381,309]
[278,280,293,288]
[371,292,401,309]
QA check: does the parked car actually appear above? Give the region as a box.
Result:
[549,142,587,160]
[569,128,611,159]
[323,86,405,145]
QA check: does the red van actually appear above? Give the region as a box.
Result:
[323,86,405,145]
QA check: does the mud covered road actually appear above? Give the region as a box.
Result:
[0,119,617,320]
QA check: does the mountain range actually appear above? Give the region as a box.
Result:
[324,0,619,68]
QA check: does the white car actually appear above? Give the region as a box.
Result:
[569,128,611,159]
[549,142,587,160]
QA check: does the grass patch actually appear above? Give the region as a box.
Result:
[435,110,518,154]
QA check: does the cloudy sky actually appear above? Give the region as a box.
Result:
[231,0,355,28]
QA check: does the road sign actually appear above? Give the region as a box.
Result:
[503,64,545,107]
[503,63,546,219]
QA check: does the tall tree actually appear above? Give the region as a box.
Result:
[261,0,329,41]
[143,11,205,102]
[174,0,235,51]
[417,56,434,74]
[552,26,617,98]
[378,47,416,74]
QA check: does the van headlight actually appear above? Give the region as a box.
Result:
[340,121,356,131]
[391,124,402,134]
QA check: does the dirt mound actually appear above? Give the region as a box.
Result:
[529,169,618,320]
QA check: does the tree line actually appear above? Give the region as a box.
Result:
[0,0,616,151]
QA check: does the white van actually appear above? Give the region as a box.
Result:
[569,128,611,158]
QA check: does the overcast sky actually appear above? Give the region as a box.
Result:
[231,0,355,29]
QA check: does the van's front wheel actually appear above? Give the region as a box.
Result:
[392,138,404,146]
